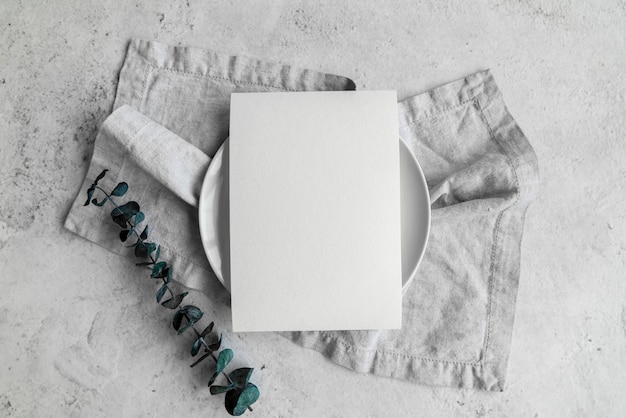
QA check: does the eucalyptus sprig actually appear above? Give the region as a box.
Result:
[84,169,259,416]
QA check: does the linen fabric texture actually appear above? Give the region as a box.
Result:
[65,39,538,391]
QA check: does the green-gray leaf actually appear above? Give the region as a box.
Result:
[84,186,95,206]
[95,169,108,184]
[184,305,203,322]
[228,368,254,389]
[162,292,188,309]
[208,371,220,387]
[208,333,222,352]
[111,201,140,228]
[208,348,233,386]
[201,321,214,338]
[92,196,109,206]
[151,261,167,278]
[156,283,168,303]
[172,310,184,331]
[210,384,235,395]
[110,182,128,197]
[177,306,199,325]
[225,383,259,416]
[191,338,203,356]
[112,201,140,217]
[157,267,170,281]
[111,213,126,228]
[134,242,148,258]
[154,245,161,262]
[119,229,131,242]
[217,349,233,373]
[146,242,157,256]
[177,323,192,335]
[134,211,145,224]
[140,225,149,240]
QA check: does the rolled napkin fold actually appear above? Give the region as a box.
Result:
[65,39,538,391]
[100,105,211,208]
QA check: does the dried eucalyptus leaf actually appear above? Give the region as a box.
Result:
[111,182,128,197]
[156,283,168,303]
[151,261,167,278]
[208,333,222,352]
[146,242,157,256]
[111,202,133,228]
[210,384,235,395]
[92,196,109,207]
[207,370,220,387]
[165,266,172,283]
[140,225,149,240]
[225,383,259,416]
[228,368,254,388]
[111,201,140,228]
[200,321,214,338]
[134,242,148,258]
[184,305,203,322]
[154,245,161,262]
[207,348,233,386]
[119,229,131,242]
[191,338,203,356]
[134,211,145,224]
[172,310,184,331]
[84,186,95,206]
[216,349,233,374]
[190,351,211,368]
[111,213,127,228]
[161,292,188,309]
[112,201,140,217]
[95,169,108,183]
[177,324,192,335]
[154,267,170,281]
[125,201,140,214]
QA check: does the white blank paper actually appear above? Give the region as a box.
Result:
[229,91,402,332]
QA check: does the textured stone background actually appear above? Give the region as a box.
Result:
[1,0,625,416]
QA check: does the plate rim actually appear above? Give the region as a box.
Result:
[198,140,227,283]
[398,138,431,293]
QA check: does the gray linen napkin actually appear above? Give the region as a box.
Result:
[65,39,538,391]
[290,73,539,391]
[65,39,356,293]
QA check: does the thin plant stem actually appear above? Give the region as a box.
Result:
[97,186,174,298]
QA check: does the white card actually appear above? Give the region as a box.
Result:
[229,91,402,332]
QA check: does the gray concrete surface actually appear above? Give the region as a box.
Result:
[1,0,625,416]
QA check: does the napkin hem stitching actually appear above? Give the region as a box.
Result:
[149,64,298,93]
[399,91,503,127]
[477,98,522,368]
[139,65,152,111]
[316,331,481,366]
[400,98,475,126]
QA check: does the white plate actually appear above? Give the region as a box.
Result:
[198,138,430,293]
